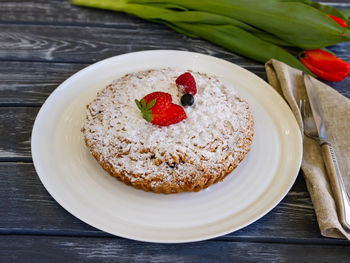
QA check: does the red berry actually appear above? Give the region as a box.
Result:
[151,103,187,126]
[175,72,197,95]
[142,91,172,114]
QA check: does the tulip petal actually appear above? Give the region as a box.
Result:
[301,57,349,81]
[301,49,350,72]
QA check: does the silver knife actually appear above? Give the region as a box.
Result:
[304,74,350,232]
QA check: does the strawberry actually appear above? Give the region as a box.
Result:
[151,104,187,126]
[135,92,187,126]
[175,72,197,95]
[142,92,172,114]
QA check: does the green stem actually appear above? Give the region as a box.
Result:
[71,0,314,75]
[174,23,314,75]
[131,0,350,48]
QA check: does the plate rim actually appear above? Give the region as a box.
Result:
[31,50,303,243]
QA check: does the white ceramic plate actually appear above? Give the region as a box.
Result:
[32,50,302,243]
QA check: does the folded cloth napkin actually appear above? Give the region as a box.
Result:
[265,59,350,240]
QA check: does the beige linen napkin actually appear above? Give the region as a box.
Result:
[265,59,350,240]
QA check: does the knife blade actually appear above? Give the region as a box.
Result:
[303,74,350,232]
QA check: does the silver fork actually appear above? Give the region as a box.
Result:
[300,98,350,232]
[300,99,320,143]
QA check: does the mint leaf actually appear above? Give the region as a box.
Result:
[141,99,146,108]
[146,98,157,110]
[143,112,152,122]
[135,99,142,110]
[135,98,154,122]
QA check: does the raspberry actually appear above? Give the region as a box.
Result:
[175,72,197,95]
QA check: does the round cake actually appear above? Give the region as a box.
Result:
[82,68,254,194]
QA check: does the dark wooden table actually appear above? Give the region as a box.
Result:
[1,0,350,262]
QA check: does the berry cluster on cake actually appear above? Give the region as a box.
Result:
[82,68,254,194]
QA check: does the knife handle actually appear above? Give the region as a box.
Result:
[321,143,350,232]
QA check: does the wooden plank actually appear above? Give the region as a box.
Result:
[0,1,348,103]
[0,0,143,26]
[0,17,348,68]
[0,0,348,69]
[0,235,350,263]
[0,107,38,159]
[0,0,349,26]
[0,62,88,105]
[0,20,349,65]
[0,162,332,241]
[0,23,248,64]
[0,163,96,235]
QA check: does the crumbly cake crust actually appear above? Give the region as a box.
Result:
[82,68,254,194]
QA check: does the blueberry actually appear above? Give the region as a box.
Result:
[181,94,194,106]
[166,162,178,169]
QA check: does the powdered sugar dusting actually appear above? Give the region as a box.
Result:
[82,68,253,192]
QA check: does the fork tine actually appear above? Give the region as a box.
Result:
[300,97,319,141]
[299,99,304,117]
[300,99,307,132]
[299,99,304,119]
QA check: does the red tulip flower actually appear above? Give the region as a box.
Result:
[300,49,350,82]
[327,14,348,28]
[299,15,349,81]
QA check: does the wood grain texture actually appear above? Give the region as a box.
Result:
[0,108,38,158]
[0,0,348,103]
[0,61,88,105]
[0,0,143,26]
[0,0,349,26]
[0,0,348,69]
[0,162,333,241]
[0,23,248,64]
[0,11,348,104]
[1,235,350,263]
[0,0,348,68]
